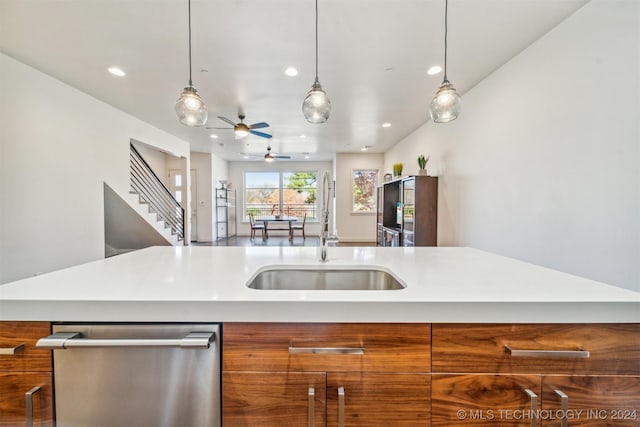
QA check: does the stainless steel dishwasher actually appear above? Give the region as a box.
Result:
[37,323,220,427]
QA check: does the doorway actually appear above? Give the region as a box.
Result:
[169,168,196,242]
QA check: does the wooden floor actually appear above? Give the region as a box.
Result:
[192,236,375,247]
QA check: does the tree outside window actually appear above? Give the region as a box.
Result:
[245,171,318,220]
[352,169,378,213]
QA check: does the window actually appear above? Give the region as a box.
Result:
[352,169,378,213]
[245,171,318,220]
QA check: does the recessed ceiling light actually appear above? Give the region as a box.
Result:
[299,134,306,139]
[209,134,218,139]
[107,66,126,77]
[284,67,299,77]
[361,146,369,151]
[427,65,443,75]
[304,154,310,159]
[382,122,391,128]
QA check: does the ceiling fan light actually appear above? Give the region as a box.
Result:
[264,155,275,162]
[234,125,250,139]
[303,81,331,124]
[429,80,462,123]
[235,130,249,138]
[175,86,208,126]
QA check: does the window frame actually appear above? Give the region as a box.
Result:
[243,170,319,222]
[351,168,378,214]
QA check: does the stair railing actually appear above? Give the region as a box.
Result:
[129,144,184,242]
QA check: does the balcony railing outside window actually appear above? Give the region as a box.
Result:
[245,203,317,221]
[244,171,318,222]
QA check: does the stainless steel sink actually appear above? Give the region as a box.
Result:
[247,267,406,290]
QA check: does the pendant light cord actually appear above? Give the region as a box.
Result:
[188,0,193,87]
[314,0,319,82]
[443,0,449,82]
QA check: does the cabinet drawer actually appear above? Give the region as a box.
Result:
[432,324,640,375]
[223,323,430,373]
[0,322,51,372]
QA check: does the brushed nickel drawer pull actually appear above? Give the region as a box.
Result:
[523,389,538,427]
[289,346,365,355]
[338,386,345,427]
[0,343,25,355]
[25,386,41,427]
[555,389,569,427]
[505,345,589,358]
[308,387,315,427]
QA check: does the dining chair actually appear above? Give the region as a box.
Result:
[249,213,267,240]
[289,214,307,240]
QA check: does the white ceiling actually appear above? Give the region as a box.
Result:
[0,0,588,161]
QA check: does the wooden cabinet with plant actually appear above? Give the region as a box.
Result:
[0,321,53,427]
[431,324,640,426]
[222,323,431,427]
[376,175,437,247]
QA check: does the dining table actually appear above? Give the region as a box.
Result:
[255,215,298,239]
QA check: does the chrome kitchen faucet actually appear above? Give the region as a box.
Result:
[320,171,331,262]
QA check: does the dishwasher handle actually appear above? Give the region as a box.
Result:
[36,331,215,349]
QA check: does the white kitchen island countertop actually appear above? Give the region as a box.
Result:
[0,246,638,323]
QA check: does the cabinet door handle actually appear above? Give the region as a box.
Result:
[308,387,315,427]
[505,345,589,358]
[0,343,25,355]
[555,389,569,427]
[338,386,345,427]
[25,386,41,427]
[289,346,365,355]
[523,389,538,427]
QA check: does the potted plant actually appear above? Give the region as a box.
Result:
[393,163,403,177]
[417,155,429,175]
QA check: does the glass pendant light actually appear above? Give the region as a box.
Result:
[430,0,461,123]
[302,0,331,124]
[175,0,208,127]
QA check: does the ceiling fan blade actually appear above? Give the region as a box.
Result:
[205,126,233,130]
[274,155,291,159]
[249,122,269,129]
[218,116,237,126]
[250,130,272,139]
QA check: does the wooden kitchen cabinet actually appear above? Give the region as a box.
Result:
[326,372,430,426]
[431,324,640,426]
[0,321,53,427]
[542,375,640,427]
[222,323,431,427]
[432,374,542,426]
[223,371,327,427]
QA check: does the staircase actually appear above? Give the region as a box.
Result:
[128,143,185,245]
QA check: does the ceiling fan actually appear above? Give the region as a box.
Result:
[206,113,272,139]
[264,146,291,162]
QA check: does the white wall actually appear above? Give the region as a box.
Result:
[131,141,169,187]
[0,53,190,284]
[335,153,384,242]
[228,161,332,238]
[385,0,639,291]
[170,151,228,243]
